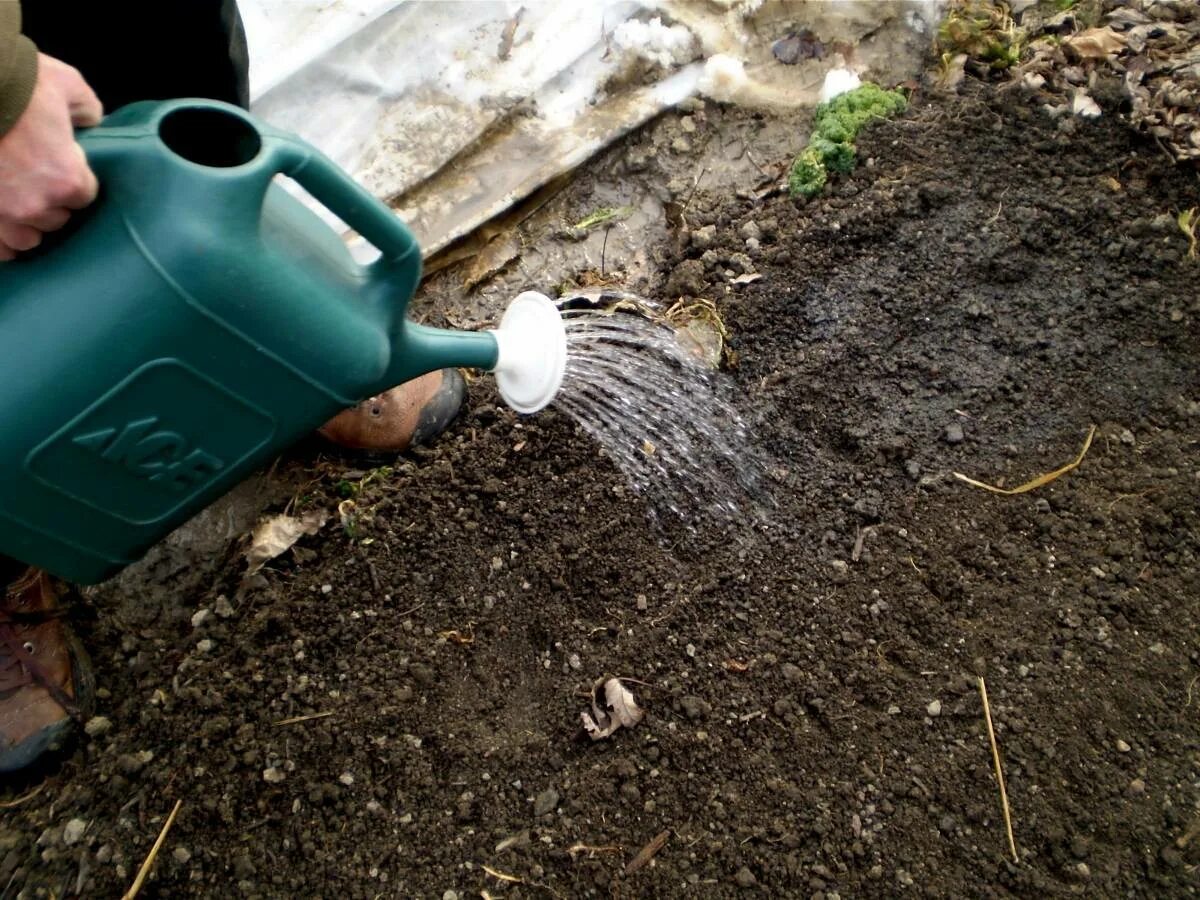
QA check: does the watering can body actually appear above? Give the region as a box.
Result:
[0,99,499,585]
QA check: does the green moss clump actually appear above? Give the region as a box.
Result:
[788,82,906,200]
[810,137,855,175]
[788,147,827,199]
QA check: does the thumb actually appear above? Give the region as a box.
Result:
[65,76,104,128]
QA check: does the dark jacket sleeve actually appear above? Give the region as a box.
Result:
[0,1,37,137]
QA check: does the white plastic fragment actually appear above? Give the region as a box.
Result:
[820,66,863,103]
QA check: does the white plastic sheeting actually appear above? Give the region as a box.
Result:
[239,1,942,256]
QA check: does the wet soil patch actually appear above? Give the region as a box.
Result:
[5,84,1200,898]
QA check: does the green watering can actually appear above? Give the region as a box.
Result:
[0,99,565,585]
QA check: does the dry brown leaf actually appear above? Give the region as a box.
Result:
[581,677,644,740]
[723,658,750,672]
[1066,27,1127,61]
[245,510,328,574]
[954,426,1096,496]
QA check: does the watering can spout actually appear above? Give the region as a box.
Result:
[488,292,567,414]
[392,292,566,415]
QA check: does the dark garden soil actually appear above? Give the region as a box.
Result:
[5,79,1200,899]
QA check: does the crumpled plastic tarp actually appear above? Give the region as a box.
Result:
[240,1,942,257]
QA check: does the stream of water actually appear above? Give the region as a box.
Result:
[552,307,770,529]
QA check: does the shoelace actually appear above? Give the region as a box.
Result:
[0,608,81,722]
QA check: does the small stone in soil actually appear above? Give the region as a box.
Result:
[263,767,285,784]
[1128,778,1146,795]
[1115,739,1131,753]
[215,595,235,618]
[62,819,87,846]
[190,608,211,628]
[681,696,711,721]
[927,699,942,717]
[735,866,757,887]
[84,716,112,738]
[173,846,192,864]
[533,788,559,817]
[945,423,965,444]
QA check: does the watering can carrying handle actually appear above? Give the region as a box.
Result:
[266,136,421,290]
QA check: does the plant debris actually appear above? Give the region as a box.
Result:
[937,0,1026,72]
[937,0,1200,160]
[581,677,644,741]
[563,206,635,240]
[244,510,328,575]
[1178,206,1198,258]
[953,425,1096,495]
[624,829,670,875]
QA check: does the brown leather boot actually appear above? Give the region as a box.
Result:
[317,368,465,457]
[0,568,94,773]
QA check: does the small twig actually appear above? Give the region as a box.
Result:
[978,677,1018,863]
[625,829,670,874]
[0,782,45,809]
[122,799,182,900]
[273,711,335,727]
[566,842,623,858]
[600,227,611,277]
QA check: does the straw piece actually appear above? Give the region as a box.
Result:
[978,678,1018,863]
[954,426,1095,495]
[122,799,182,900]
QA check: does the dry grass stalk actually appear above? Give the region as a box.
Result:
[122,799,182,900]
[0,782,45,809]
[954,425,1095,495]
[481,864,523,884]
[567,842,623,858]
[978,677,1018,863]
[273,711,335,727]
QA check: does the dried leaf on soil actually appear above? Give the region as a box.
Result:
[244,510,328,574]
[953,425,1096,495]
[581,677,644,740]
[1065,27,1127,61]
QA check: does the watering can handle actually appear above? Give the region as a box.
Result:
[267,136,422,294]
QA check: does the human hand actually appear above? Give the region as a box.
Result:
[0,53,103,261]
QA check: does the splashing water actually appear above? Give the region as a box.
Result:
[552,307,770,528]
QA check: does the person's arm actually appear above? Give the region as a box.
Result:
[0,2,103,261]
[0,2,38,135]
